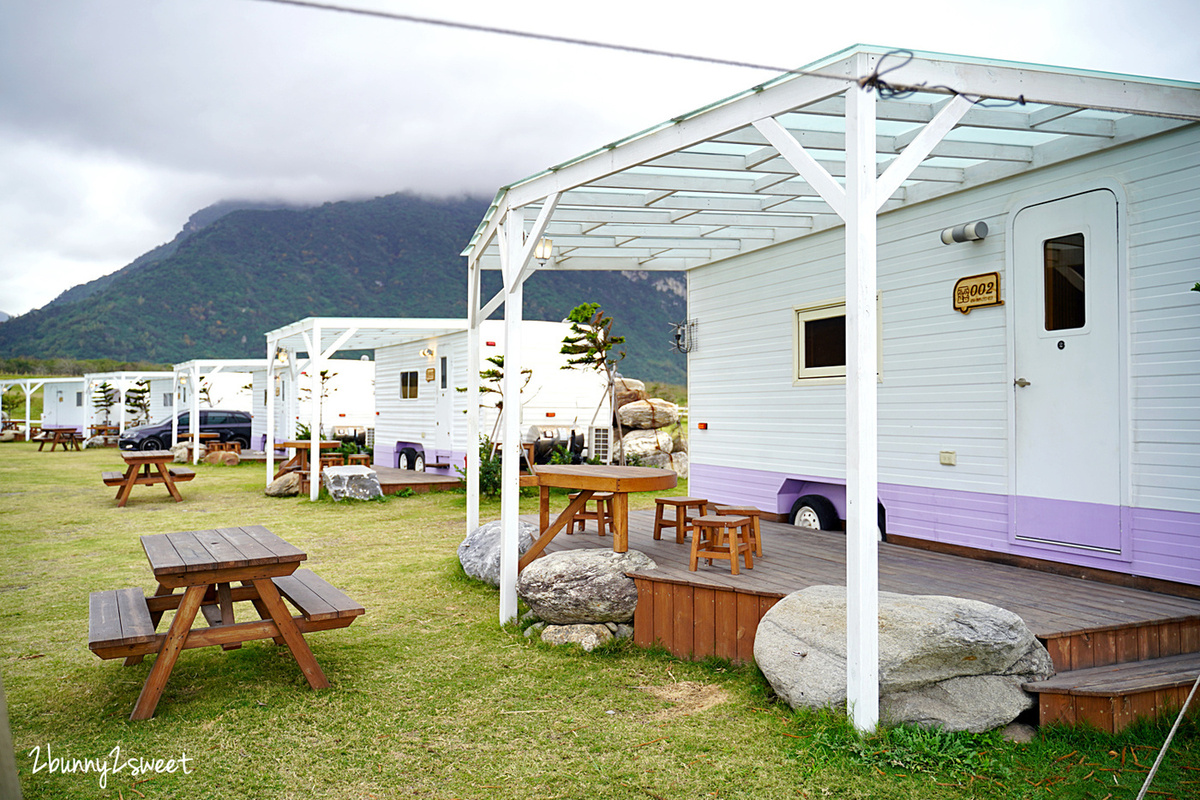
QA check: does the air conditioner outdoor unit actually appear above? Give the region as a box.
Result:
[589,426,611,464]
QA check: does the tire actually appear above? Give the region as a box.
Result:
[399,447,419,470]
[413,453,425,472]
[233,435,250,449]
[790,494,839,531]
[141,437,164,451]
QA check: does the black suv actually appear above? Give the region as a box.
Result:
[119,409,253,451]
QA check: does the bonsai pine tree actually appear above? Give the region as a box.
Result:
[560,302,627,464]
[124,380,151,426]
[92,381,118,426]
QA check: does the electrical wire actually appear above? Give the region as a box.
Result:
[243,0,1023,106]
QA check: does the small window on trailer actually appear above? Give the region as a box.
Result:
[400,371,419,399]
[792,296,882,384]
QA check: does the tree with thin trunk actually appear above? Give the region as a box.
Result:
[560,302,626,464]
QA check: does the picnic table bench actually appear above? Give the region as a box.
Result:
[37,426,83,451]
[87,525,364,719]
[101,450,195,506]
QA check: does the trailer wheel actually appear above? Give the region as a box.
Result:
[398,447,422,471]
[413,452,425,472]
[790,495,838,531]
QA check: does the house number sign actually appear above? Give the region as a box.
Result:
[953,272,1003,314]
[425,367,436,382]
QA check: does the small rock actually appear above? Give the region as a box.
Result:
[265,472,301,497]
[1002,722,1037,743]
[541,623,614,652]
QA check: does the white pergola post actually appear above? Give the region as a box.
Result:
[266,342,277,487]
[309,321,323,501]
[171,371,180,447]
[466,261,482,534]
[190,363,201,464]
[498,207,525,624]
[844,60,880,733]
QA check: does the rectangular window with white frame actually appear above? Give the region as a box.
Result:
[400,371,419,399]
[793,296,882,384]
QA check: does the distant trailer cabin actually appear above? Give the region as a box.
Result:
[373,319,612,474]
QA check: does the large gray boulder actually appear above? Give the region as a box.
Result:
[618,429,673,460]
[613,376,648,409]
[754,585,1054,732]
[617,399,680,430]
[458,519,539,587]
[640,451,688,480]
[517,548,656,624]
[321,465,382,500]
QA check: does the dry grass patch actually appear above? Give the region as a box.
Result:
[642,681,729,721]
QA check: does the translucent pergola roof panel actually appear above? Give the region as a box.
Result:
[265,317,469,356]
[464,45,1200,275]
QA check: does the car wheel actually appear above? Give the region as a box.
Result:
[141,437,164,451]
[399,447,418,470]
[233,435,250,449]
[790,494,839,531]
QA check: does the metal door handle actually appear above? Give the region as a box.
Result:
[1014,378,1031,388]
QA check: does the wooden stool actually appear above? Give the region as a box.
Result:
[320,454,345,469]
[347,454,371,466]
[567,492,614,536]
[712,505,764,557]
[653,497,708,543]
[689,515,754,575]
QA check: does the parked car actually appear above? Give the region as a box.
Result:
[118,409,252,451]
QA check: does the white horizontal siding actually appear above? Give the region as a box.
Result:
[690,124,1200,516]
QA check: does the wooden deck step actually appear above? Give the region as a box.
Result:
[88,588,156,656]
[272,569,364,623]
[1024,652,1200,732]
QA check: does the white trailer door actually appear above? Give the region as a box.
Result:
[435,354,453,451]
[1013,189,1122,552]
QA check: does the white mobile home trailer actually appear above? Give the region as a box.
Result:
[374,320,611,472]
[463,45,1200,728]
[264,317,467,499]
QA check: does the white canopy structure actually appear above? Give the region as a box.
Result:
[83,371,174,435]
[462,45,1200,731]
[264,317,468,500]
[172,359,266,464]
[0,377,84,433]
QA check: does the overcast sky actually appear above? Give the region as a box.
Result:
[1,0,1197,318]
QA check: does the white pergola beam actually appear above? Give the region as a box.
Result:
[876,93,974,206]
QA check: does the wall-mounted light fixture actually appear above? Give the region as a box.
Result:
[419,348,434,357]
[940,221,989,245]
[534,237,553,265]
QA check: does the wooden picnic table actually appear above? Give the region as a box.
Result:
[37,425,82,451]
[274,440,341,479]
[102,450,196,507]
[518,465,678,570]
[89,423,120,447]
[87,525,364,720]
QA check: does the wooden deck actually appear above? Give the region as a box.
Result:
[374,466,461,495]
[537,508,1200,730]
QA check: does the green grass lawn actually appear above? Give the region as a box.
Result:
[1,442,1197,799]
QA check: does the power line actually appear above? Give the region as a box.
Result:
[244,0,836,78]
[243,0,1024,106]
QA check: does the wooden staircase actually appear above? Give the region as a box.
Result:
[1024,618,1200,732]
